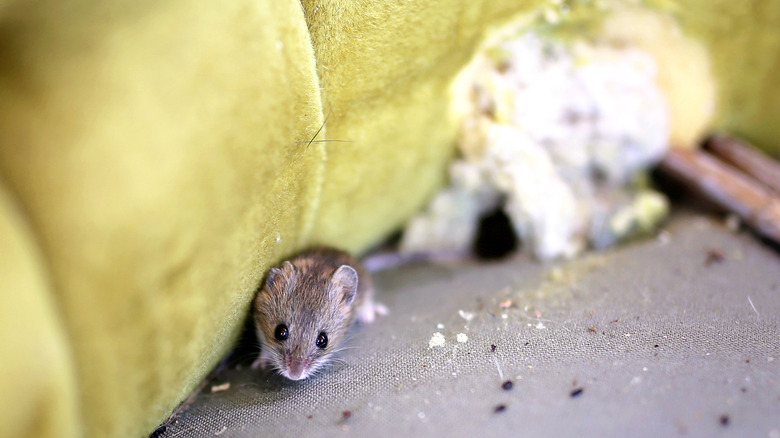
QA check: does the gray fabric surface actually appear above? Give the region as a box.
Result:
[159,213,780,438]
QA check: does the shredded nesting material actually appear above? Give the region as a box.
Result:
[402,30,670,259]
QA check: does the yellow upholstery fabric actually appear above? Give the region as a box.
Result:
[0,1,323,436]
[0,1,778,437]
[678,0,780,153]
[0,184,80,438]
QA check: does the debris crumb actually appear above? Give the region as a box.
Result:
[502,380,513,391]
[724,214,740,231]
[215,426,227,436]
[494,404,507,413]
[548,267,564,282]
[570,388,584,398]
[456,333,469,343]
[342,410,352,420]
[535,321,546,330]
[719,414,730,427]
[705,248,724,266]
[748,296,759,317]
[211,382,230,393]
[493,356,505,380]
[588,326,598,333]
[428,332,446,348]
[657,230,671,245]
[459,310,475,321]
[491,344,497,352]
[499,299,513,309]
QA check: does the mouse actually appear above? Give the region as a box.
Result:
[252,247,388,381]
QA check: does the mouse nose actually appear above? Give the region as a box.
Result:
[285,356,309,380]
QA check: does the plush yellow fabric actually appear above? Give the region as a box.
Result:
[677,0,780,153]
[0,184,80,438]
[0,0,323,436]
[302,0,548,251]
[0,1,778,437]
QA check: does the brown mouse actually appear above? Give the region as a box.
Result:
[252,248,387,380]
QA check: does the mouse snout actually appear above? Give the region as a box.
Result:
[284,354,310,381]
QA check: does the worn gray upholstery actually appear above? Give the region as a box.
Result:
[159,213,780,437]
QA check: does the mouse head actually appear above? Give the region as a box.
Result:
[253,259,358,380]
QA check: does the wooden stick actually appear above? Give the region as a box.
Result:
[659,148,780,243]
[704,133,780,194]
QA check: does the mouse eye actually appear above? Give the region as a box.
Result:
[316,332,328,349]
[274,324,289,341]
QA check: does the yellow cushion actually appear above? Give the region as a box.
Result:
[0,183,80,438]
[0,0,778,437]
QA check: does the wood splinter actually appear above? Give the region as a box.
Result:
[704,133,780,194]
[659,134,780,245]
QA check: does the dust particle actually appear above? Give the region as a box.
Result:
[459,310,475,321]
[211,382,230,393]
[570,388,584,398]
[705,249,724,266]
[428,332,446,348]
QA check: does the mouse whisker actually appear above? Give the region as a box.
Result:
[307,361,330,378]
[326,358,348,367]
[329,346,357,356]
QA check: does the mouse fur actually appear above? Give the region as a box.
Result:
[252,248,386,380]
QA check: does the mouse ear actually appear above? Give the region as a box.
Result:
[330,265,358,306]
[264,261,295,292]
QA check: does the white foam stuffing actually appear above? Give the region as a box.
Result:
[401,29,670,260]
